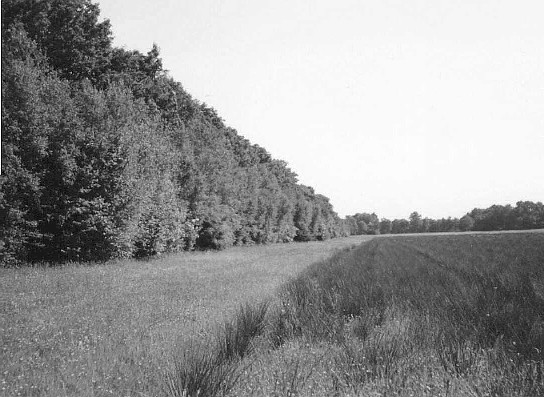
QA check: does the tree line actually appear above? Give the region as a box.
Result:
[345,201,544,236]
[2,1,542,266]
[1,0,346,265]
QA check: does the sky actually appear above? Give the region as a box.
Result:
[97,0,544,219]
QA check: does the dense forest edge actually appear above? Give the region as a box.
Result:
[1,0,346,265]
[1,1,543,266]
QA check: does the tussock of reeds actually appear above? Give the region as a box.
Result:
[164,301,270,396]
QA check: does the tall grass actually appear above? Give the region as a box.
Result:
[164,301,269,397]
[232,232,544,396]
[217,301,269,361]
[3,232,543,396]
[2,236,373,396]
[164,347,236,397]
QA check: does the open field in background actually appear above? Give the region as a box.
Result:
[379,228,544,237]
[0,235,373,397]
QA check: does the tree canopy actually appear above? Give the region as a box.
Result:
[1,0,346,265]
[345,201,544,236]
[2,1,541,265]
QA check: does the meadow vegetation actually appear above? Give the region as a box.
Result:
[3,232,543,396]
[2,4,544,397]
[0,235,371,396]
[232,231,544,396]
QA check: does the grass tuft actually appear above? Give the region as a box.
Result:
[217,301,270,361]
[163,346,240,397]
[164,300,270,397]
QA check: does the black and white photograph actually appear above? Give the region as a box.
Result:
[1,1,544,396]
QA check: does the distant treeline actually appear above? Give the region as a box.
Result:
[1,0,346,265]
[345,201,544,235]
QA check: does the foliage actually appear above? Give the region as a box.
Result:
[347,201,544,237]
[470,201,544,231]
[344,212,380,235]
[2,0,113,84]
[1,0,345,264]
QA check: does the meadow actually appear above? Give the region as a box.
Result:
[231,231,544,396]
[0,235,372,397]
[2,232,544,397]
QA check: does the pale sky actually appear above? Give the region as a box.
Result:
[97,0,544,219]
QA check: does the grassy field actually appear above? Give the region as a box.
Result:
[0,235,372,397]
[230,232,544,396]
[2,232,543,396]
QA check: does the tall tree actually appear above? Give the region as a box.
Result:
[459,214,475,232]
[409,211,423,233]
[2,0,113,84]
[379,218,392,234]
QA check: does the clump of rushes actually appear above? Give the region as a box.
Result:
[164,301,270,397]
[163,346,240,397]
[217,301,270,361]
